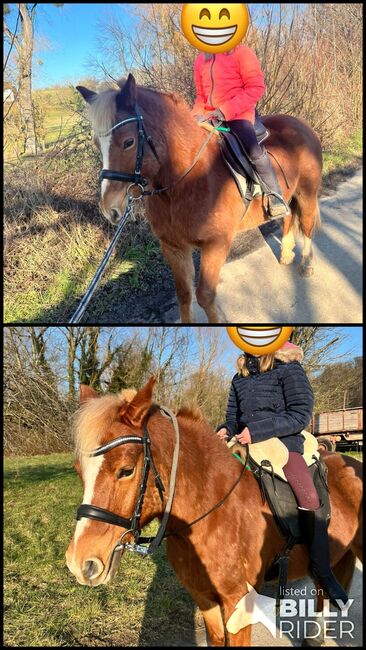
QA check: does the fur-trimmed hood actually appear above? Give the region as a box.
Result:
[274,341,304,363]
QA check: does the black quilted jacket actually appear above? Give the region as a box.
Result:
[222,345,314,453]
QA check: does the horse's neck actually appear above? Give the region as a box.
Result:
[150,411,241,526]
[145,99,216,183]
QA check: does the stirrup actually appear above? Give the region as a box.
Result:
[265,192,291,219]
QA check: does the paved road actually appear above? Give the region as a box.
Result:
[192,168,362,323]
[195,559,363,647]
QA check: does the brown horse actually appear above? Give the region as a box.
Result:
[66,379,362,646]
[77,75,323,323]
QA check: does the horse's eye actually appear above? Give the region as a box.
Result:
[117,467,134,479]
[123,138,134,150]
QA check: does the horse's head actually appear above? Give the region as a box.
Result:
[66,377,156,586]
[77,74,160,224]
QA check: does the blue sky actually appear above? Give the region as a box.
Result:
[4,3,305,90]
[108,326,362,375]
[4,3,136,89]
[198,326,363,372]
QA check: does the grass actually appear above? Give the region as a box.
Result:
[321,129,362,193]
[5,87,79,161]
[4,453,201,647]
[4,146,165,323]
[342,450,363,461]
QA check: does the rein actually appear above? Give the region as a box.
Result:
[76,406,247,559]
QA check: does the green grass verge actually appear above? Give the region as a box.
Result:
[322,130,362,191]
[342,450,363,461]
[4,453,200,647]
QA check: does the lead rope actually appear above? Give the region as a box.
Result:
[69,196,134,324]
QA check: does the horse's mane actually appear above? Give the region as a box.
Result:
[176,404,204,421]
[87,89,119,134]
[87,79,190,135]
[73,387,231,468]
[73,388,137,457]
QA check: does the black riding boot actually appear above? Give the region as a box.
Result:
[251,150,290,219]
[298,506,349,609]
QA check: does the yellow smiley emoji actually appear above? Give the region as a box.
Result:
[226,326,294,355]
[181,3,249,54]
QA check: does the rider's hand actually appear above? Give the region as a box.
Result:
[216,427,228,440]
[236,427,252,445]
[205,108,225,121]
[194,114,207,123]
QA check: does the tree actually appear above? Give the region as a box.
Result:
[3,3,63,155]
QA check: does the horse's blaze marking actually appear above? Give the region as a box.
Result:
[100,134,112,199]
[73,453,105,549]
[237,327,282,347]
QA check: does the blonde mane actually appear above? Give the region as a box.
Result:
[87,88,119,135]
[86,81,189,135]
[73,388,137,457]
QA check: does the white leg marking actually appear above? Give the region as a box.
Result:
[280,230,296,265]
[100,134,112,199]
[302,235,313,258]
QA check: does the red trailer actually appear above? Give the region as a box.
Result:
[311,407,363,452]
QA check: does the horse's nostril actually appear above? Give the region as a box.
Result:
[110,209,120,224]
[83,559,103,580]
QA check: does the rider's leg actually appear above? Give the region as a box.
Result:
[283,452,348,609]
[226,119,290,218]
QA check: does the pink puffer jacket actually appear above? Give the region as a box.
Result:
[192,44,265,124]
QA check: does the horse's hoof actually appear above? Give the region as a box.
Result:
[299,264,314,278]
[280,251,295,265]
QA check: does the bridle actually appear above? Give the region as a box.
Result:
[98,102,161,198]
[76,405,246,560]
[98,102,221,201]
[77,406,180,557]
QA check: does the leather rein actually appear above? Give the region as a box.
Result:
[98,103,220,200]
[76,406,246,558]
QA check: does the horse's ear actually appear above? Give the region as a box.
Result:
[79,384,98,404]
[116,73,136,111]
[76,85,97,104]
[120,376,156,426]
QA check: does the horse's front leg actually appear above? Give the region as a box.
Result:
[160,242,194,322]
[196,238,231,323]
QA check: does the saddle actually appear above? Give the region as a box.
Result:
[228,430,320,481]
[199,111,270,206]
[227,432,331,604]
